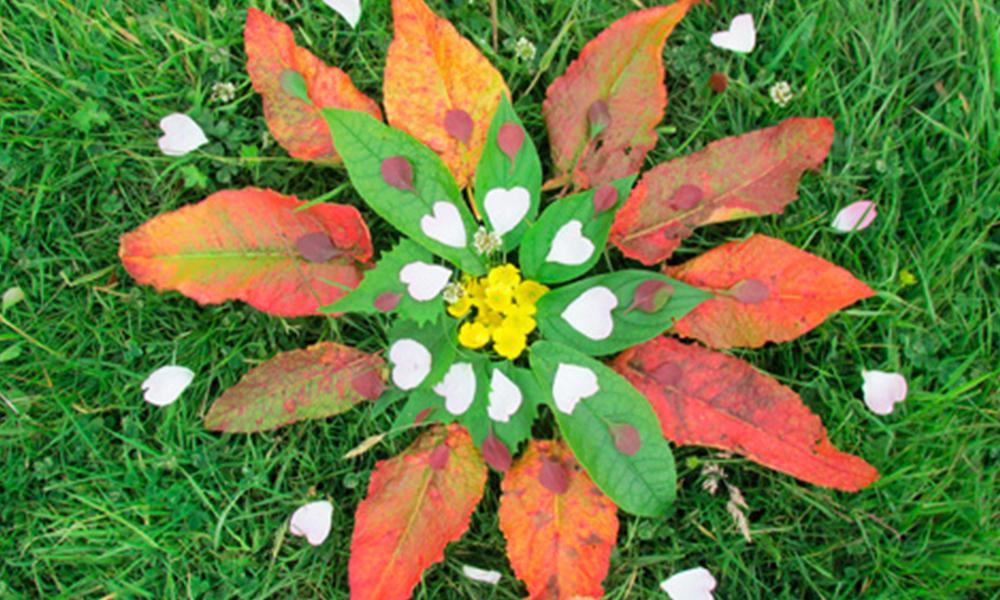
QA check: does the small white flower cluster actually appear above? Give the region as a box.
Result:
[442,281,464,304]
[514,36,537,62]
[473,226,502,255]
[769,80,794,107]
[211,81,237,103]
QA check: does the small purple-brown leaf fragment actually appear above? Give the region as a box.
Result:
[627,279,673,314]
[709,72,729,94]
[444,109,474,144]
[381,156,415,191]
[593,184,619,214]
[351,369,385,401]
[651,362,682,387]
[662,222,690,241]
[610,424,641,456]
[482,432,512,472]
[669,184,703,211]
[428,443,450,470]
[497,123,524,163]
[731,278,770,304]
[414,407,434,425]
[588,100,611,137]
[538,456,569,494]
[296,232,340,262]
[374,292,402,312]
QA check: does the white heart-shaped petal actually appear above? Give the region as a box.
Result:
[289,500,333,546]
[862,370,907,415]
[321,0,361,28]
[462,565,502,585]
[399,261,452,301]
[421,201,467,248]
[157,113,208,157]
[487,369,522,423]
[552,363,599,415]
[710,13,756,54]
[832,200,878,232]
[660,567,717,600]
[546,220,595,265]
[434,362,477,416]
[483,186,531,237]
[388,339,432,390]
[141,365,194,407]
[561,286,618,340]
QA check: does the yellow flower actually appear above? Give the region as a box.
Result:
[503,312,536,336]
[458,322,491,349]
[487,264,521,291]
[484,284,514,313]
[475,306,503,329]
[447,294,472,318]
[492,326,527,360]
[515,280,549,306]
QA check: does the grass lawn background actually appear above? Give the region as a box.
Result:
[1,0,997,597]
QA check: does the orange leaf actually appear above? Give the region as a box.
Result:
[613,337,879,492]
[498,440,619,599]
[383,0,508,188]
[610,117,835,264]
[350,424,487,600]
[245,8,382,162]
[119,188,372,317]
[543,1,694,191]
[204,342,385,432]
[664,234,874,348]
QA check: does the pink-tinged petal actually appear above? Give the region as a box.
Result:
[660,566,717,600]
[289,500,334,546]
[862,370,907,415]
[832,200,877,232]
[141,365,194,406]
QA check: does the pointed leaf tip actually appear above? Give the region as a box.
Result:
[296,232,340,262]
[444,109,474,144]
[497,123,525,163]
[593,184,619,214]
[482,432,512,472]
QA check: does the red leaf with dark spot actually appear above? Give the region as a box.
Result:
[668,184,703,210]
[709,72,729,93]
[381,156,415,191]
[611,118,835,264]
[482,431,512,472]
[665,234,875,348]
[593,184,619,214]
[373,292,402,312]
[295,232,340,262]
[538,456,569,494]
[497,123,525,163]
[652,362,682,386]
[614,337,879,491]
[444,108,474,144]
[611,424,641,456]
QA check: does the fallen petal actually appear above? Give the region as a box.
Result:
[660,566,717,600]
[289,500,334,546]
[141,365,194,407]
[862,370,907,415]
[832,200,877,232]
[462,565,502,585]
[158,113,208,157]
[322,0,361,28]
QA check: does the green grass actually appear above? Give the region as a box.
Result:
[1,0,998,597]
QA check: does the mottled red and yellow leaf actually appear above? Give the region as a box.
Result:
[543,1,694,191]
[383,0,508,188]
[204,342,385,432]
[350,424,487,600]
[245,8,382,162]
[613,337,879,491]
[664,234,874,348]
[611,118,835,264]
[119,188,372,317]
[498,440,619,599]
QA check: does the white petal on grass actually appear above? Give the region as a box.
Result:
[660,567,717,600]
[157,113,208,156]
[861,370,907,415]
[141,365,194,407]
[832,200,878,232]
[322,0,361,28]
[462,565,502,585]
[289,500,334,546]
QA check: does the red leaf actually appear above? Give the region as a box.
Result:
[499,440,619,599]
[119,188,372,317]
[613,337,879,491]
[244,8,382,162]
[592,184,619,214]
[482,431,512,472]
[611,118,835,264]
[350,425,487,599]
[383,0,508,188]
[295,232,341,262]
[664,234,874,348]
[204,342,384,432]
[543,1,694,190]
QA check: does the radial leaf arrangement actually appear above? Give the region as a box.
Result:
[120,1,880,597]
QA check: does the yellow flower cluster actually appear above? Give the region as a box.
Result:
[448,264,548,360]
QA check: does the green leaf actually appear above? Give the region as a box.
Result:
[536,270,711,356]
[279,69,312,105]
[472,95,543,250]
[324,239,446,326]
[322,108,485,275]
[519,175,636,284]
[484,362,540,453]
[529,340,676,517]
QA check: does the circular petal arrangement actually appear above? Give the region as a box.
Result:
[120,1,884,597]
